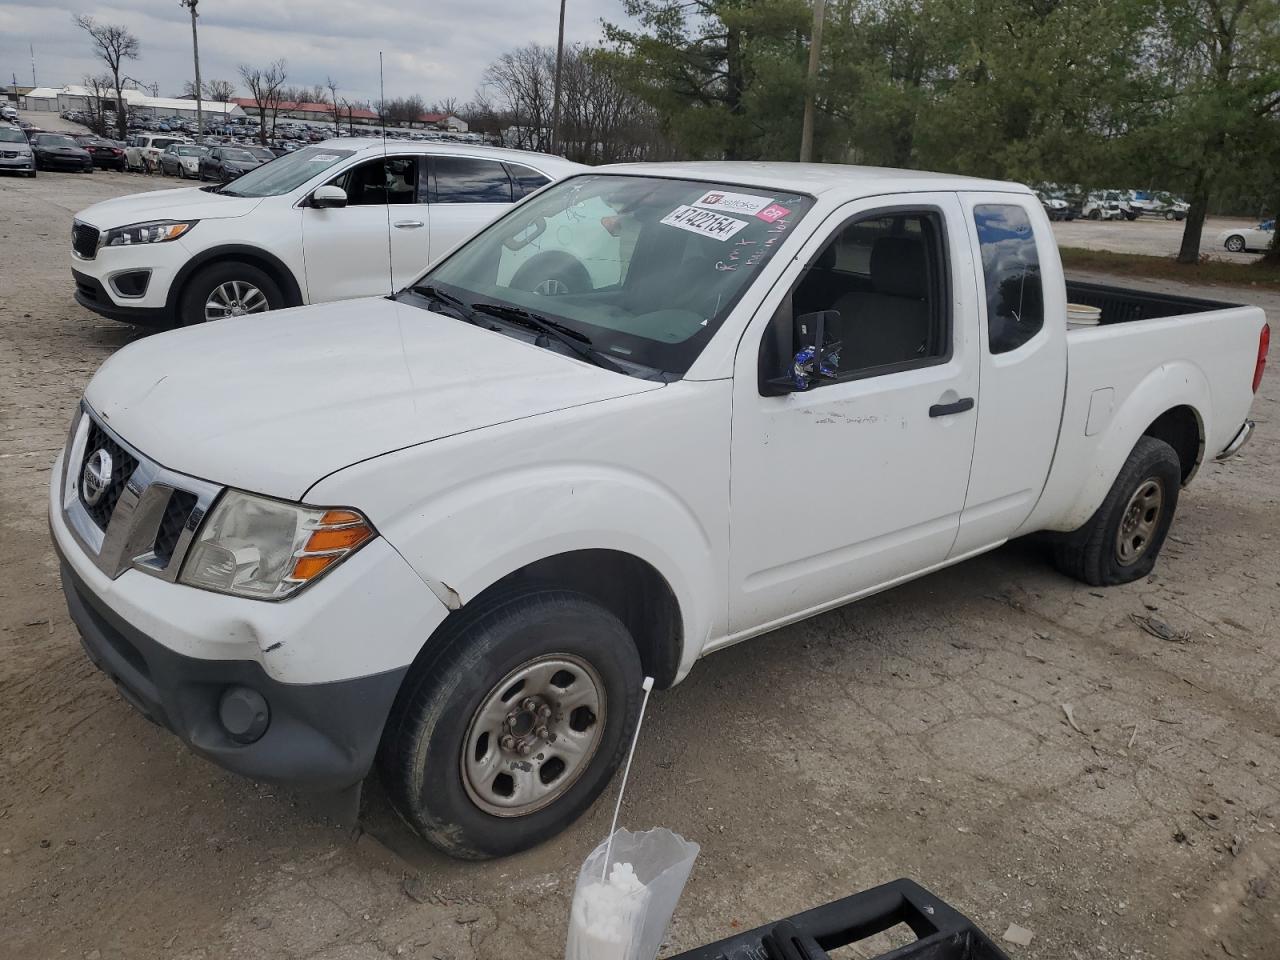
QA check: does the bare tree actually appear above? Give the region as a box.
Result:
[82,74,115,137]
[483,44,557,151]
[204,78,236,125]
[383,95,426,126]
[73,15,139,140]
[429,97,461,119]
[326,77,341,134]
[239,59,287,144]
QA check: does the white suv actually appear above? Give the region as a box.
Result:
[71,140,581,326]
[124,134,192,174]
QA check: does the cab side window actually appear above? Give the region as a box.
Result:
[761,211,949,387]
[973,204,1043,353]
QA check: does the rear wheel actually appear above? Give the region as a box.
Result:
[177,261,284,325]
[1052,436,1182,586]
[378,589,643,859]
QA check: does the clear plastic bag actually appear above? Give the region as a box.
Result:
[565,827,700,960]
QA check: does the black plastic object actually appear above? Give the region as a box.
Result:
[670,878,1010,960]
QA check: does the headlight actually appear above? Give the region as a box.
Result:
[104,220,197,247]
[179,490,376,600]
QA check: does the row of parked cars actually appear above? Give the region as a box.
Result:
[1035,185,1192,222]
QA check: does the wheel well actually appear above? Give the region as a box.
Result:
[168,246,305,315]
[1143,405,1202,483]
[468,550,684,689]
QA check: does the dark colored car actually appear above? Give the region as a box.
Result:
[30,133,93,173]
[74,135,127,171]
[198,146,265,182]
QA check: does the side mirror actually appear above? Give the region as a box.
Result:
[761,309,843,395]
[310,185,348,209]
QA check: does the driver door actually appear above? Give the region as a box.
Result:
[301,155,430,303]
[727,194,982,635]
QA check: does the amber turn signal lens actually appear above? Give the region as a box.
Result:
[290,554,338,581]
[287,510,376,583]
[305,526,372,552]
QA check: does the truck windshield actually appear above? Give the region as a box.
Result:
[219,146,354,197]
[406,174,814,377]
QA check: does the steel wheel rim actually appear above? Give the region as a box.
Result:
[1115,478,1163,566]
[460,653,606,818]
[204,280,269,321]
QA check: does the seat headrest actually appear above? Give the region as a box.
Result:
[870,236,926,299]
[814,242,838,271]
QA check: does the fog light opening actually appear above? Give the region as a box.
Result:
[218,685,270,744]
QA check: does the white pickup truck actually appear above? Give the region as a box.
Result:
[51,164,1268,859]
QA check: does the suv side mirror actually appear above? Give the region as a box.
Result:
[310,185,348,209]
[761,309,843,396]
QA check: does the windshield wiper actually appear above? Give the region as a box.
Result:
[470,302,627,374]
[411,284,488,325]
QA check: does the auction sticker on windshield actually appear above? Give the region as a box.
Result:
[692,190,774,216]
[661,205,750,242]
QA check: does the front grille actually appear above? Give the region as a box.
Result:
[1,150,18,159]
[79,421,139,530]
[152,491,198,566]
[72,221,100,260]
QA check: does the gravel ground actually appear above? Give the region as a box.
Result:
[1,170,1278,960]
[1051,215,1266,263]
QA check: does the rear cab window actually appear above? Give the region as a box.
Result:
[973,204,1044,353]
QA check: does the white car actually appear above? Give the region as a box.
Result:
[124,133,191,174]
[51,164,1267,859]
[1217,219,1275,253]
[70,140,582,326]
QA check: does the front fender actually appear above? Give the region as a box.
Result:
[1053,360,1209,532]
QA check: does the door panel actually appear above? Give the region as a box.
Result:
[727,193,981,635]
[951,193,1067,555]
[302,205,395,303]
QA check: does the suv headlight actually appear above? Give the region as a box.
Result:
[104,220,197,247]
[179,490,376,600]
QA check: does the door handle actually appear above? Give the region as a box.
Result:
[929,397,975,417]
[393,220,425,229]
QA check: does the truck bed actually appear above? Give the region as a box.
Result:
[1065,279,1239,324]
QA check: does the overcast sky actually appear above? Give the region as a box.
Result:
[0,0,622,106]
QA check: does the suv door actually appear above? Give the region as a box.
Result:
[727,194,981,633]
[424,155,515,258]
[301,153,429,303]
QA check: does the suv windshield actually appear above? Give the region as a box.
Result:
[405,175,814,377]
[219,146,354,197]
[0,128,25,143]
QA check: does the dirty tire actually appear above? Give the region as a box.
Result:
[1053,436,1182,586]
[377,589,643,860]
[177,261,283,326]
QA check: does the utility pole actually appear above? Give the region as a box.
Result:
[551,0,566,154]
[799,0,825,162]
[180,0,203,141]
[30,42,36,87]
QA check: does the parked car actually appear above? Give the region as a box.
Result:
[1036,191,1073,221]
[1,105,19,122]
[54,163,1268,859]
[30,133,93,173]
[1217,219,1275,253]
[0,125,36,177]
[157,143,209,179]
[70,140,580,326]
[197,145,269,181]
[124,134,190,174]
[74,135,127,171]
[1082,191,1128,221]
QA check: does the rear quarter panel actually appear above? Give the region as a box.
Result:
[1019,305,1267,534]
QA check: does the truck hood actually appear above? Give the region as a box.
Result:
[75,186,264,229]
[84,297,664,500]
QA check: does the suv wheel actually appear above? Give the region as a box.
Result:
[178,261,284,325]
[1053,436,1182,586]
[378,590,643,859]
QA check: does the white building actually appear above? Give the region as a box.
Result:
[19,85,243,121]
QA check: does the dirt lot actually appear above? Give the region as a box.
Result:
[1,170,1278,960]
[1051,214,1266,263]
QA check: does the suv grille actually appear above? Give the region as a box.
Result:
[72,222,100,260]
[152,491,199,566]
[80,421,139,530]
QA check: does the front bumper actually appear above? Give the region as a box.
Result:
[0,154,35,171]
[58,552,408,791]
[73,269,172,326]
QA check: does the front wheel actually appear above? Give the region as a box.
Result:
[1052,436,1182,586]
[177,261,284,325]
[1225,235,1246,253]
[378,590,643,859]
